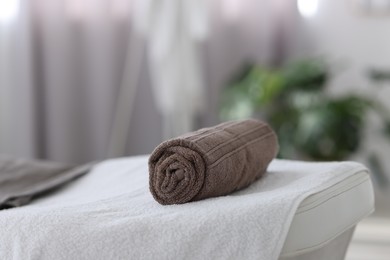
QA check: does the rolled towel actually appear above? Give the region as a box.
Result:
[149,119,279,205]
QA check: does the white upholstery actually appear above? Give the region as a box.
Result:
[280,169,374,258]
[280,227,356,260]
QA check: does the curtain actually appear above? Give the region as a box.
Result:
[1,0,134,163]
[0,0,36,159]
[0,0,297,164]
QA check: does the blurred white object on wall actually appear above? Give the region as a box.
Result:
[133,0,210,139]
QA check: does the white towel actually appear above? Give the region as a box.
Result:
[133,0,210,138]
[0,155,369,260]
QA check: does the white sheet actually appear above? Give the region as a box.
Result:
[0,155,368,260]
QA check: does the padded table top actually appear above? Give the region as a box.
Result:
[281,166,374,257]
[0,156,374,260]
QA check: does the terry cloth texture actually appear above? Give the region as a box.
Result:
[149,119,279,205]
[0,155,92,209]
[0,156,371,260]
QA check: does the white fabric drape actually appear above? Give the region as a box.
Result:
[133,0,210,139]
[0,0,134,163]
[0,0,297,163]
[0,0,36,158]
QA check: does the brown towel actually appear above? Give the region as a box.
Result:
[149,119,279,205]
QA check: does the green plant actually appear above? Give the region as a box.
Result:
[220,59,375,161]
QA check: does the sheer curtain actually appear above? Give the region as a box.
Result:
[0,0,298,163]
[0,0,36,159]
[0,0,134,163]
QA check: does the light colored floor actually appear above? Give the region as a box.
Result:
[345,217,390,260]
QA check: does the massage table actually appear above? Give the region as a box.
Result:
[0,155,374,260]
[280,166,373,259]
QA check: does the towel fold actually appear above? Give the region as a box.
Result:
[149,119,278,205]
[0,156,93,209]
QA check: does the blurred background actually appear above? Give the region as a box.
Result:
[1,0,390,257]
